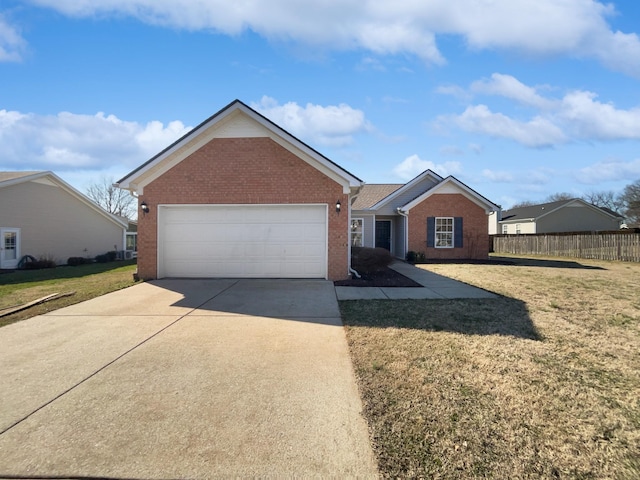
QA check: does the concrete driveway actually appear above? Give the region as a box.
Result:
[0,279,378,478]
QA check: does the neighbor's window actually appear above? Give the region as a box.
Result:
[351,218,364,247]
[516,224,521,234]
[502,224,508,234]
[435,217,454,248]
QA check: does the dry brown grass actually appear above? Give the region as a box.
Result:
[341,254,640,479]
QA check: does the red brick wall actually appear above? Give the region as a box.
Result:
[407,194,489,260]
[136,137,349,280]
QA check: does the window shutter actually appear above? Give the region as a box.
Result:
[454,217,463,248]
[426,217,435,247]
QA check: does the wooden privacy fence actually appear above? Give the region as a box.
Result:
[492,232,640,262]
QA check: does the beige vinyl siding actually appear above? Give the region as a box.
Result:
[0,181,125,264]
[502,221,536,234]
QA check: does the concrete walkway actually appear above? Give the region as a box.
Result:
[335,261,497,300]
[0,279,378,478]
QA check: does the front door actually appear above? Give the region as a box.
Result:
[1,228,20,269]
[375,220,391,251]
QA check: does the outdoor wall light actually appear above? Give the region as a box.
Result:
[336,200,341,214]
[140,201,150,214]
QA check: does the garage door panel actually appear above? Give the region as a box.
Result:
[159,205,327,278]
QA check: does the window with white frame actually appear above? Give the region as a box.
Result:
[435,217,454,248]
[351,218,364,247]
[516,224,521,234]
[502,224,508,234]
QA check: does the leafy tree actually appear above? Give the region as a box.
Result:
[86,176,136,220]
[620,179,640,223]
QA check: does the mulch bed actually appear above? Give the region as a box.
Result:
[334,267,422,288]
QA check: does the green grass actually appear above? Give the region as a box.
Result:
[0,261,139,327]
[342,255,640,479]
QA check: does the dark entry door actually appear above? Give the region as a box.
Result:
[375,220,391,251]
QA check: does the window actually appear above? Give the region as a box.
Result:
[435,217,454,248]
[516,224,521,234]
[126,232,138,251]
[351,218,364,247]
[502,224,508,234]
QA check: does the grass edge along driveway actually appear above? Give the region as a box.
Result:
[0,261,139,327]
[341,255,640,479]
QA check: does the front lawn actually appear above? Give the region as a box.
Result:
[0,261,139,327]
[341,255,640,478]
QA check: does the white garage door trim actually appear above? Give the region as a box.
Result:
[158,204,328,279]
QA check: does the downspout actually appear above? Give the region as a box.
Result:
[397,208,409,258]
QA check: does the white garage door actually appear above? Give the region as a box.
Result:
[158,204,327,278]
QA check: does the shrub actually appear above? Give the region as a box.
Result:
[23,256,57,270]
[67,257,91,266]
[352,247,392,273]
[406,251,427,264]
[94,250,119,263]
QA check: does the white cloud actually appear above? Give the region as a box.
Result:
[0,109,190,171]
[393,154,462,180]
[560,91,640,141]
[440,104,568,148]
[471,73,556,109]
[575,158,640,184]
[0,15,26,62]
[436,75,640,147]
[25,0,640,76]
[251,96,370,147]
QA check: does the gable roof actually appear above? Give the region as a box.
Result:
[0,171,128,228]
[500,198,623,223]
[352,184,403,210]
[116,99,363,195]
[367,169,443,211]
[401,176,500,213]
[0,171,43,183]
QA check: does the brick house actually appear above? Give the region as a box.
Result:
[351,170,499,261]
[117,100,498,280]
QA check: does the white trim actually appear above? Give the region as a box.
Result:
[368,169,443,211]
[0,171,128,229]
[402,176,499,213]
[434,217,454,249]
[350,217,364,247]
[117,101,362,195]
[1,227,21,269]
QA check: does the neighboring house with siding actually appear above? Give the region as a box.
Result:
[351,169,500,260]
[498,198,623,234]
[0,171,128,268]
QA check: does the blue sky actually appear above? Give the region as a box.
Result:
[1,0,640,208]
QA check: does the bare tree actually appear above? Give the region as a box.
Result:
[582,190,625,213]
[544,192,574,202]
[509,200,536,209]
[620,179,640,224]
[86,176,136,220]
